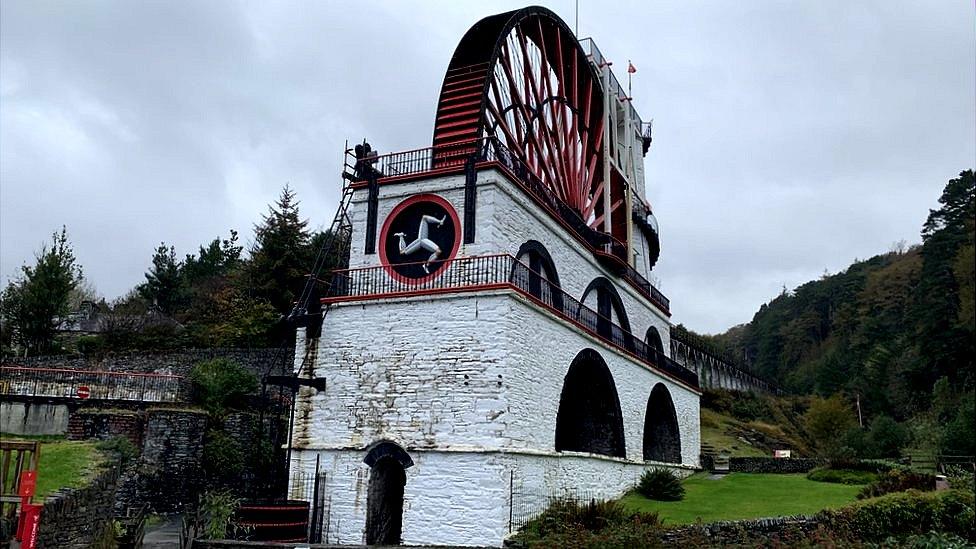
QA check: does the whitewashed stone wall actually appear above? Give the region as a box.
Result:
[291,291,699,546]
[345,169,673,355]
[298,165,698,546]
[291,448,693,547]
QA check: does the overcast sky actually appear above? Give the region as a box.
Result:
[2,1,973,334]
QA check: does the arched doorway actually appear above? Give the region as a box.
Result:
[643,383,681,463]
[555,349,626,457]
[364,441,412,545]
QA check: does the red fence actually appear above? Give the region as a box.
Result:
[0,366,185,403]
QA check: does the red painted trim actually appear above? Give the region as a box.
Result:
[377,193,462,286]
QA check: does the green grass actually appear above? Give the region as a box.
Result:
[35,440,103,500]
[620,473,862,526]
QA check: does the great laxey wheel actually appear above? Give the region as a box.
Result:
[431,7,629,256]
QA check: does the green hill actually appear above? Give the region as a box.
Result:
[708,170,974,459]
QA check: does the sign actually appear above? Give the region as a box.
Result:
[18,470,37,497]
[773,449,792,459]
[379,194,461,283]
[20,503,42,549]
[77,385,91,399]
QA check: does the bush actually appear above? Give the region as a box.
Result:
[804,395,857,457]
[875,531,975,548]
[857,468,936,499]
[512,498,662,549]
[636,468,685,501]
[95,436,139,465]
[817,489,975,542]
[807,467,878,485]
[189,358,258,418]
[203,429,245,487]
[865,415,908,458]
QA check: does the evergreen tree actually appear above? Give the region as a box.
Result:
[245,185,311,315]
[137,243,184,315]
[0,227,83,354]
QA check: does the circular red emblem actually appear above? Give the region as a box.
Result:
[379,194,461,284]
[77,385,91,399]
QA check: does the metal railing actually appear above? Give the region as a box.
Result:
[326,254,697,388]
[343,137,670,315]
[0,366,186,402]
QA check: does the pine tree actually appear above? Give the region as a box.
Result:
[0,227,83,354]
[245,185,311,315]
[138,243,185,315]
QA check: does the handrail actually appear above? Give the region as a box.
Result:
[324,254,698,389]
[0,366,186,402]
[342,137,670,315]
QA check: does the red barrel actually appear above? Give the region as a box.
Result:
[233,500,310,542]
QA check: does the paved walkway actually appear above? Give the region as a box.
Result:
[143,516,181,548]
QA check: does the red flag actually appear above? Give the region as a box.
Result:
[627,61,636,74]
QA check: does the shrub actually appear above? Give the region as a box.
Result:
[857,468,936,499]
[865,415,908,458]
[807,467,878,485]
[817,489,975,542]
[876,531,975,548]
[199,490,240,540]
[804,395,857,457]
[636,468,685,501]
[189,358,258,418]
[95,436,139,465]
[944,465,975,492]
[202,429,245,487]
[513,498,662,549]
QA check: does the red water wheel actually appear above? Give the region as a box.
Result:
[432,7,613,233]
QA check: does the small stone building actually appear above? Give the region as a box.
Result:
[288,6,701,546]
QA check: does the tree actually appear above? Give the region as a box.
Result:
[865,415,908,458]
[804,394,856,457]
[245,185,311,315]
[138,243,184,314]
[0,227,83,354]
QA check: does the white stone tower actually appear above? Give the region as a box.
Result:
[288,6,701,546]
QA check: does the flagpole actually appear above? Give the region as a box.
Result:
[628,59,632,99]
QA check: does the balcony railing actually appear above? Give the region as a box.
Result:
[325,254,698,389]
[0,366,186,402]
[344,137,669,315]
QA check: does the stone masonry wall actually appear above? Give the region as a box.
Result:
[67,409,144,448]
[729,457,825,474]
[13,347,293,379]
[37,461,120,549]
[114,408,207,513]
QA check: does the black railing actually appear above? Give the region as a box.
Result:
[343,138,670,315]
[326,255,697,388]
[0,366,185,402]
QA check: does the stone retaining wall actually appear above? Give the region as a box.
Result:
[114,408,208,513]
[661,515,821,546]
[729,457,824,473]
[37,461,121,549]
[12,347,293,379]
[67,409,144,448]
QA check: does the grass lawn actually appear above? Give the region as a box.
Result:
[620,473,863,526]
[2,435,102,500]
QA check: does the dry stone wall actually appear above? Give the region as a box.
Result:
[37,461,120,549]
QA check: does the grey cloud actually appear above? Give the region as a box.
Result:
[2,0,973,334]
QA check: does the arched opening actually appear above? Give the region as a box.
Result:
[581,277,633,350]
[555,349,626,458]
[364,441,410,545]
[645,326,665,363]
[512,240,563,310]
[643,383,681,463]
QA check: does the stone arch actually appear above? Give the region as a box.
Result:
[581,277,633,349]
[643,383,681,463]
[645,326,665,357]
[555,348,626,458]
[512,239,563,309]
[364,441,410,545]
